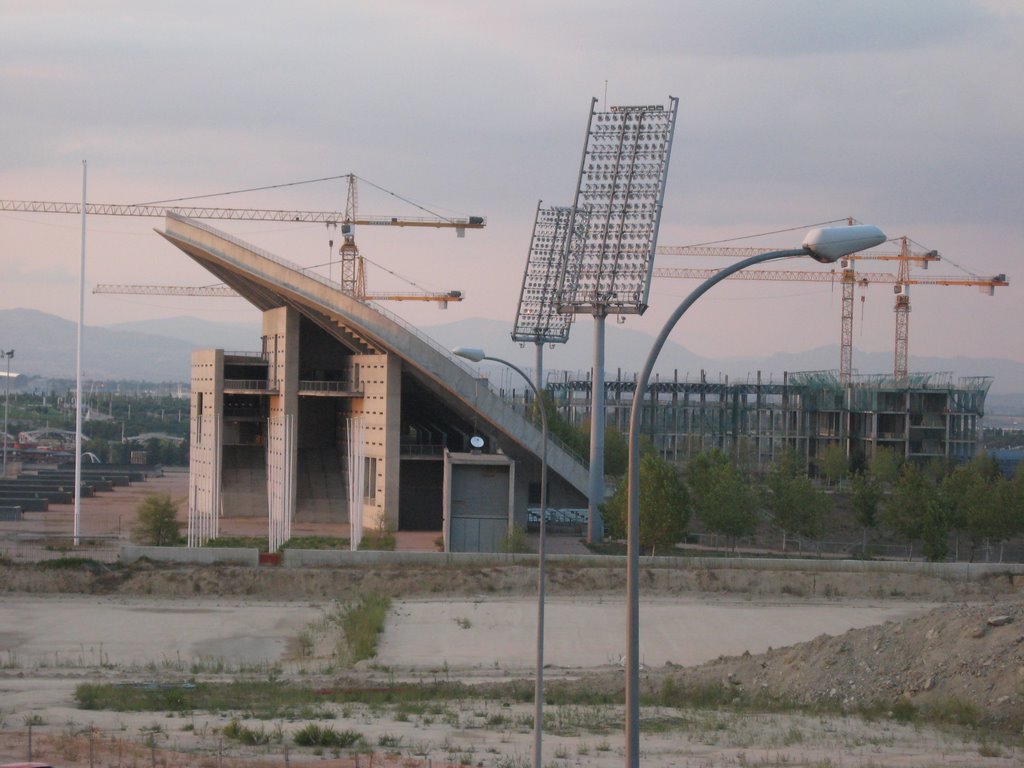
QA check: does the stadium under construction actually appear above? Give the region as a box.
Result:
[539,368,992,473]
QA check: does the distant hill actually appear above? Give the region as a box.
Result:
[0,308,259,382]
[1,309,1021,399]
[107,316,259,351]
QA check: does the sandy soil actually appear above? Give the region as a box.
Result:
[0,591,1021,768]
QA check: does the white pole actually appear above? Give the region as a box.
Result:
[74,160,87,546]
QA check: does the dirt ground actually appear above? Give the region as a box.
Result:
[0,468,1022,767]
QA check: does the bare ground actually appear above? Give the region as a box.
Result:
[0,469,1022,767]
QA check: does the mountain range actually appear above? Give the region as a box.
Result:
[2,308,1021,409]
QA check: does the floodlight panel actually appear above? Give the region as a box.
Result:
[512,205,576,344]
[559,97,679,315]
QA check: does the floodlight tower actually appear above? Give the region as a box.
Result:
[557,97,679,543]
[512,203,586,391]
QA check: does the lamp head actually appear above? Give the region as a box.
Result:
[803,225,886,263]
[453,346,486,363]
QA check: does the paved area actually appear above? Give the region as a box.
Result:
[378,595,933,671]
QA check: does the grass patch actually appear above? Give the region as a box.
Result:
[76,679,470,713]
[357,528,396,551]
[342,593,391,663]
[282,536,350,550]
[292,724,362,748]
[203,536,349,552]
[36,556,106,571]
[75,680,321,716]
[73,676,1012,738]
[222,719,276,745]
[205,536,269,551]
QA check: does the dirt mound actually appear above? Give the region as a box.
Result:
[662,598,1024,730]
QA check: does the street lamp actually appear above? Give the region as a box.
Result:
[624,224,886,767]
[2,349,12,478]
[452,346,548,768]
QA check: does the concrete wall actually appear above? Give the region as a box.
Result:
[264,308,299,539]
[190,349,223,542]
[349,353,398,530]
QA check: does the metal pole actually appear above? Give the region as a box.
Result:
[480,354,547,768]
[74,159,87,545]
[625,249,805,768]
[534,341,544,395]
[2,350,11,477]
[588,310,606,543]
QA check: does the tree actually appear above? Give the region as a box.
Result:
[603,452,689,554]
[132,493,182,546]
[920,497,951,562]
[868,446,903,486]
[881,463,937,559]
[940,463,985,560]
[965,474,1014,562]
[603,427,629,477]
[818,443,849,488]
[687,449,759,550]
[850,471,883,554]
[765,448,829,551]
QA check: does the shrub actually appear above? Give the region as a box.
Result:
[132,493,181,546]
[292,724,363,748]
[497,525,533,554]
[222,719,272,745]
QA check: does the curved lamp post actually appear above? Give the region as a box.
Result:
[452,346,548,768]
[624,224,886,767]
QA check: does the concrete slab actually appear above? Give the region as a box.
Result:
[377,596,935,671]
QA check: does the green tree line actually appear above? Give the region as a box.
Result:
[601,443,1024,562]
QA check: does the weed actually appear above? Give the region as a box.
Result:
[357,521,396,551]
[292,724,363,748]
[454,616,472,630]
[341,593,392,663]
[37,556,104,570]
[377,732,402,748]
[222,719,274,745]
[978,742,1002,757]
[782,725,804,745]
[497,525,533,554]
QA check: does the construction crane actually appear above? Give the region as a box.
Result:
[652,238,1008,383]
[4,174,480,307]
[92,282,465,307]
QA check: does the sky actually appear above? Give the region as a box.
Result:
[1,0,1022,376]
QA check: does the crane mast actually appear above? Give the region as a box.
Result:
[339,174,366,297]
[893,236,912,382]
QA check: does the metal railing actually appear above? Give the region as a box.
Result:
[223,379,278,392]
[298,380,360,394]
[400,444,444,457]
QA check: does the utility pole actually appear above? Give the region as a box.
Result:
[2,349,13,477]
